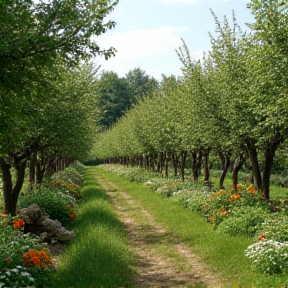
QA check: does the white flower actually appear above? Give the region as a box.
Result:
[20,272,31,277]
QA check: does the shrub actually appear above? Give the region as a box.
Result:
[19,187,70,223]
[245,240,288,274]
[216,207,270,237]
[254,213,288,242]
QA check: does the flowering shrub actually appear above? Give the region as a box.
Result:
[245,240,288,274]
[254,213,288,242]
[217,207,270,237]
[52,166,83,186]
[51,180,81,200]
[0,217,54,287]
[23,249,53,269]
[0,265,36,287]
[19,187,71,224]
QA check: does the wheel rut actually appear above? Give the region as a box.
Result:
[95,176,224,288]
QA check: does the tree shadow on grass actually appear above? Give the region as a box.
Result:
[51,175,136,288]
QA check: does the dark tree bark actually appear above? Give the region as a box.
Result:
[203,149,211,184]
[172,152,179,178]
[219,150,231,189]
[247,142,262,191]
[180,150,187,181]
[1,155,27,216]
[261,140,279,199]
[29,152,37,190]
[191,150,202,182]
[232,154,245,190]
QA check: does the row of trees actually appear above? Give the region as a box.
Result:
[0,0,119,215]
[93,0,288,199]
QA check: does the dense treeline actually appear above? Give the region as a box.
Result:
[93,0,288,199]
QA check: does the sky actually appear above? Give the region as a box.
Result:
[96,0,254,81]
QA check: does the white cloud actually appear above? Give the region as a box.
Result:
[95,26,189,79]
[160,0,200,4]
[97,26,188,60]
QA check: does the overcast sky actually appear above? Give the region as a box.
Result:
[95,0,254,80]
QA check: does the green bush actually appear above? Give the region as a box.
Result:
[52,166,83,186]
[19,187,70,223]
[216,207,270,237]
[254,213,288,242]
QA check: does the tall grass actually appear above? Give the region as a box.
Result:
[52,167,137,288]
[96,166,288,288]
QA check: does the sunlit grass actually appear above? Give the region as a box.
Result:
[51,167,137,288]
[97,165,288,288]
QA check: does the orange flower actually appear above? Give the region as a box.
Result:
[211,190,227,197]
[69,212,76,221]
[228,193,241,201]
[209,215,215,223]
[52,180,62,186]
[5,257,11,263]
[23,250,52,269]
[247,184,256,195]
[231,184,244,190]
[219,210,229,216]
[13,219,25,229]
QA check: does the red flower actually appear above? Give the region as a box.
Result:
[13,219,25,229]
[259,234,265,241]
[5,257,11,263]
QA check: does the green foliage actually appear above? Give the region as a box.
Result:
[95,71,133,130]
[255,213,288,242]
[19,188,70,223]
[217,206,270,237]
[52,166,83,186]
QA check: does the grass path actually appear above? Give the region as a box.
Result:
[95,171,223,287]
[52,165,288,287]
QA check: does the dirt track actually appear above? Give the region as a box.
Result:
[95,174,224,288]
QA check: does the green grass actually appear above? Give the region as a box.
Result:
[95,166,288,288]
[51,166,137,288]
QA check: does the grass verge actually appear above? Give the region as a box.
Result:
[96,166,288,288]
[51,166,137,288]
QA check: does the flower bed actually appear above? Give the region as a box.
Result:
[0,162,84,287]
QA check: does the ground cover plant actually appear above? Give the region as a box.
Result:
[100,164,288,287]
[0,162,83,288]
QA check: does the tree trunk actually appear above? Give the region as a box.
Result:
[203,149,210,184]
[247,142,262,191]
[191,150,202,182]
[172,152,179,178]
[180,150,187,181]
[232,154,245,190]
[219,151,231,189]
[1,158,13,214]
[1,156,27,216]
[29,152,37,190]
[164,152,169,178]
[261,140,278,199]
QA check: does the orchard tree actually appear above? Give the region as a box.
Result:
[245,0,288,198]
[0,0,118,215]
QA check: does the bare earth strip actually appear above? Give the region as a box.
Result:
[95,176,224,288]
